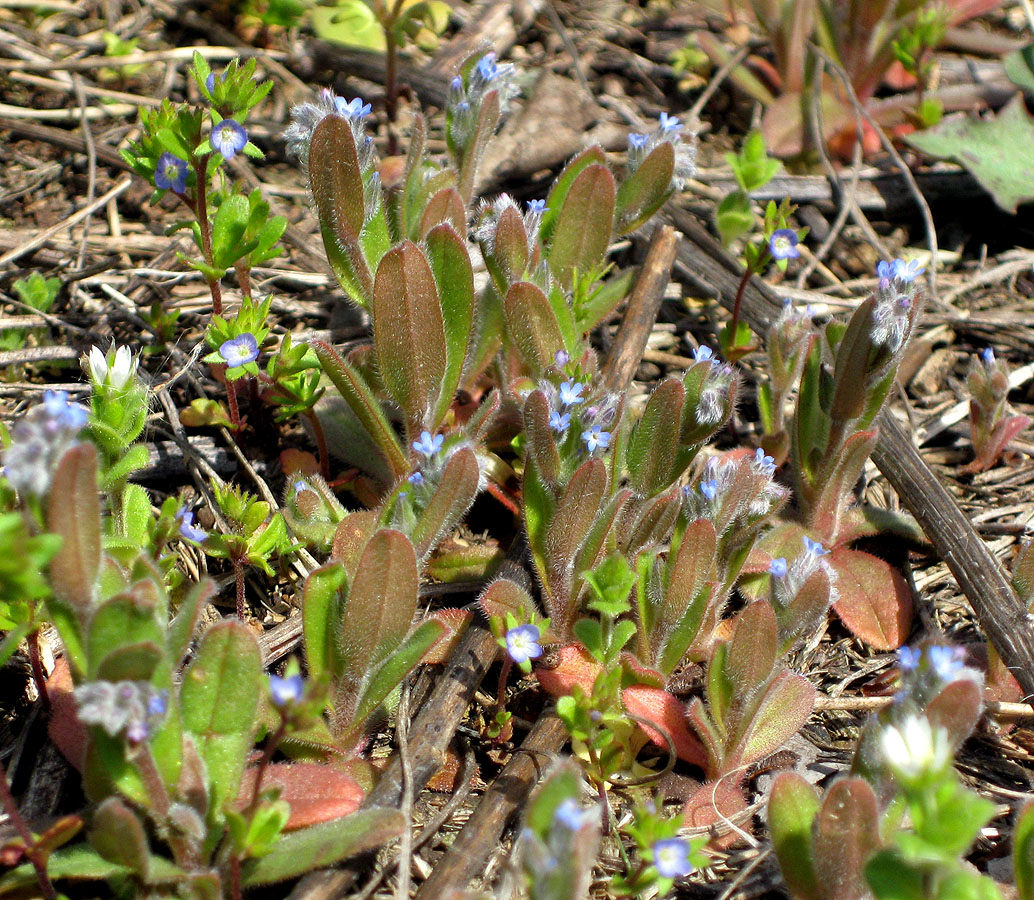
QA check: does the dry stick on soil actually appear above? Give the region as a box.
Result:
[668,207,1034,702]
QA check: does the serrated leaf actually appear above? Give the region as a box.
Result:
[548,164,615,289]
[906,94,1034,214]
[180,621,263,814]
[373,241,447,434]
[830,548,912,650]
[504,281,566,374]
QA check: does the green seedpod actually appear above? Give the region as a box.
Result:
[768,772,822,900]
[179,621,263,817]
[425,223,475,423]
[615,141,675,235]
[626,378,685,497]
[547,164,616,290]
[504,281,566,374]
[373,241,448,435]
[309,115,374,305]
[412,446,480,559]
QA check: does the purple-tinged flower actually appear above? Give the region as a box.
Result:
[897,646,921,672]
[270,673,305,708]
[412,430,443,457]
[408,471,424,486]
[334,96,372,120]
[658,112,682,134]
[219,333,259,368]
[475,53,499,83]
[527,199,547,214]
[205,72,216,94]
[559,380,585,407]
[147,692,168,717]
[549,410,570,434]
[154,152,188,193]
[505,624,542,665]
[692,345,714,363]
[554,798,593,830]
[211,119,248,160]
[754,447,776,475]
[699,479,718,501]
[42,390,88,431]
[927,645,964,682]
[877,260,894,284]
[891,258,924,283]
[769,557,788,578]
[652,838,692,878]
[176,507,208,543]
[628,133,649,150]
[125,720,149,744]
[769,229,800,261]
[554,349,569,368]
[981,347,995,367]
[582,425,611,453]
[802,536,828,557]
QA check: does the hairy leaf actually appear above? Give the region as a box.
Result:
[830,548,912,650]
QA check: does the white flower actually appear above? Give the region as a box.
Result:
[85,344,137,391]
[880,715,952,782]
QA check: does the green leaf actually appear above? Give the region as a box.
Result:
[241,808,405,886]
[814,778,881,900]
[627,378,684,496]
[210,193,253,269]
[616,142,675,234]
[179,621,263,815]
[302,563,348,682]
[88,592,163,680]
[768,773,821,900]
[1005,45,1034,94]
[546,459,607,604]
[906,94,1034,214]
[90,797,150,877]
[425,224,475,421]
[715,191,754,247]
[48,443,100,613]
[412,446,480,558]
[1014,800,1034,900]
[373,241,447,434]
[504,281,566,374]
[548,164,616,289]
[541,146,607,248]
[865,849,924,900]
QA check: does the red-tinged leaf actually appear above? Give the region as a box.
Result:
[615,141,675,235]
[312,341,409,480]
[627,378,685,497]
[769,773,822,900]
[373,241,447,434]
[829,298,878,424]
[546,458,607,599]
[812,778,881,900]
[542,146,608,247]
[504,281,566,374]
[421,609,471,664]
[656,520,718,674]
[331,510,380,577]
[237,764,363,830]
[524,390,561,487]
[457,89,499,203]
[309,116,373,304]
[777,567,835,654]
[968,413,1032,474]
[425,224,475,423]
[548,164,615,289]
[808,429,879,542]
[479,578,536,621]
[426,540,503,583]
[491,204,530,286]
[737,669,815,768]
[90,798,149,876]
[623,489,681,558]
[47,657,86,771]
[925,677,983,750]
[830,548,912,650]
[686,696,722,777]
[681,778,750,848]
[725,601,778,696]
[413,446,480,559]
[622,684,707,768]
[338,530,419,682]
[534,643,601,699]
[420,187,467,240]
[48,443,100,612]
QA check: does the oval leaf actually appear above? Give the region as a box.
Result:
[830,548,912,650]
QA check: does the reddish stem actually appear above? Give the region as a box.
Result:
[26,629,49,709]
[233,557,247,619]
[0,760,57,900]
[226,376,241,430]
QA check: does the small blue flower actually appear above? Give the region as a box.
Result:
[981,347,995,367]
[582,425,611,453]
[554,798,591,830]
[506,624,542,665]
[628,133,649,149]
[754,447,777,475]
[42,390,88,431]
[927,645,964,682]
[154,152,188,193]
[802,536,828,557]
[408,471,424,485]
[450,75,463,91]
[769,229,800,261]
[559,381,585,407]
[699,479,718,501]
[658,112,682,134]
[549,410,570,434]
[176,507,208,543]
[891,259,924,283]
[219,333,259,368]
[211,119,248,160]
[652,837,692,879]
[205,72,216,94]
[475,53,498,82]
[877,260,894,283]
[554,349,569,368]
[769,557,788,578]
[692,345,714,363]
[412,431,443,457]
[269,673,305,708]
[294,479,311,496]
[897,646,921,672]
[334,96,372,120]
[527,199,547,214]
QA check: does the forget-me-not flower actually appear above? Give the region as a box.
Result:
[769,557,788,578]
[558,381,585,406]
[412,430,443,457]
[549,410,570,434]
[176,507,207,543]
[769,229,800,261]
[270,673,305,708]
[802,536,828,557]
[582,425,610,453]
[652,838,693,878]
